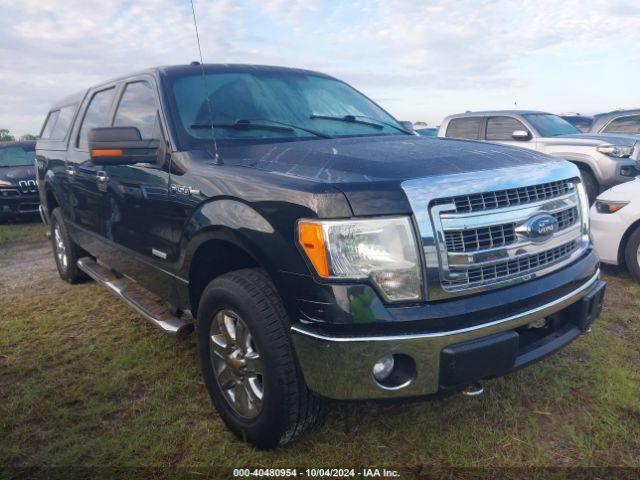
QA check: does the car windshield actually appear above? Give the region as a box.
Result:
[523,114,581,137]
[0,146,36,167]
[169,71,406,146]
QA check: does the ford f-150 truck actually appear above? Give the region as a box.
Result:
[37,64,605,449]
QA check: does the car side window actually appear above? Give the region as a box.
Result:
[77,88,116,149]
[445,118,482,140]
[41,110,59,139]
[113,81,160,139]
[50,105,77,140]
[602,115,640,135]
[486,116,526,141]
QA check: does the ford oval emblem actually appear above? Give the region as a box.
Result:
[519,214,558,242]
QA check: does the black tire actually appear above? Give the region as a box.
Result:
[196,268,325,449]
[50,207,88,284]
[579,168,599,205]
[624,226,640,283]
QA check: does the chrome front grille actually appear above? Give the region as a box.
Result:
[401,161,590,301]
[434,179,574,213]
[444,206,579,253]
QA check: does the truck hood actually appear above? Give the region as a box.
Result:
[218,135,565,216]
[538,133,638,148]
[0,165,36,184]
[222,135,557,184]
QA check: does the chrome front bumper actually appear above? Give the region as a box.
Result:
[291,270,601,400]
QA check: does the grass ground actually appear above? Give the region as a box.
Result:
[1,221,639,478]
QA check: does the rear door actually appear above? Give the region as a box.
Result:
[65,86,117,243]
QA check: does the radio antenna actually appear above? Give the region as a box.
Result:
[189,0,220,164]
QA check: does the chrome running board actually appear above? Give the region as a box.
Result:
[77,257,193,338]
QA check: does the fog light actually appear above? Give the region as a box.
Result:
[372,355,395,382]
[620,166,635,177]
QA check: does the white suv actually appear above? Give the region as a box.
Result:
[438,110,640,202]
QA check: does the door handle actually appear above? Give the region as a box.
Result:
[96,171,109,182]
[65,166,75,176]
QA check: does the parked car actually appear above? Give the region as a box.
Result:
[590,178,640,282]
[0,140,39,220]
[415,127,438,136]
[589,109,640,136]
[438,110,640,202]
[37,64,605,448]
[560,113,594,133]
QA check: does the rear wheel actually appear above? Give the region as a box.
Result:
[50,207,88,284]
[579,168,599,205]
[196,268,325,448]
[624,226,640,283]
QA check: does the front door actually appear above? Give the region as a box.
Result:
[485,116,537,151]
[99,78,176,299]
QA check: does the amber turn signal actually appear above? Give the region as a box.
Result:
[91,149,123,157]
[298,222,329,277]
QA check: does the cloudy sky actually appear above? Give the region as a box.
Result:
[1,0,639,137]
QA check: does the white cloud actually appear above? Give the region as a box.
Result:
[0,0,639,135]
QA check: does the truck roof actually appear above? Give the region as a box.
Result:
[445,110,549,119]
[46,64,336,112]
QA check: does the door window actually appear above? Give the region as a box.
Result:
[602,115,640,135]
[113,81,160,139]
[445,118,482,140]
[486,116,526,141]
[77,88,116,149]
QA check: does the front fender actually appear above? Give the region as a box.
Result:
[176,198,311,286]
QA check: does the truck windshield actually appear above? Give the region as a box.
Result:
[169,71,407,145]
[0,146,36,167]
[523,114,581,137]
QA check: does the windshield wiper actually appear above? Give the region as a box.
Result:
[310,114,413,135]
[350,114,414,135]
[309,114,383,130]
[191,119,295,134]
[191,119,332,139]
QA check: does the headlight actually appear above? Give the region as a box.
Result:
[596,144,634,158]
[298,216,423,302]
[595,200,629,214]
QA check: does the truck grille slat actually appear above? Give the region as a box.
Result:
[443,241,579,289]
[435,179,574,213]
[444,206,578,253]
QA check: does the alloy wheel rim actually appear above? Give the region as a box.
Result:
[209,309,264,419]
[54,224,68,271]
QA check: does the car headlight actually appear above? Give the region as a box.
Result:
[596,144,634,158]
[298,216,423,302]
[595,200,629,214]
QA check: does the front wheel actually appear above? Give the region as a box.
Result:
[196,268,325,448]
[624,226,640,283]
[579,168,599,205]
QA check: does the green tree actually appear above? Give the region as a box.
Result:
[20,134,39,141]
[0,129,15,142]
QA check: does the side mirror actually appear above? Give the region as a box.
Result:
[89,127,159,165]
[512,129,531,141]
[399,121,416,134]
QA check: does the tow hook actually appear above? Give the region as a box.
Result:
[462,382,484,396]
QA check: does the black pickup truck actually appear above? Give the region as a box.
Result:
[36,64,605,448]
[0,141,39,220]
